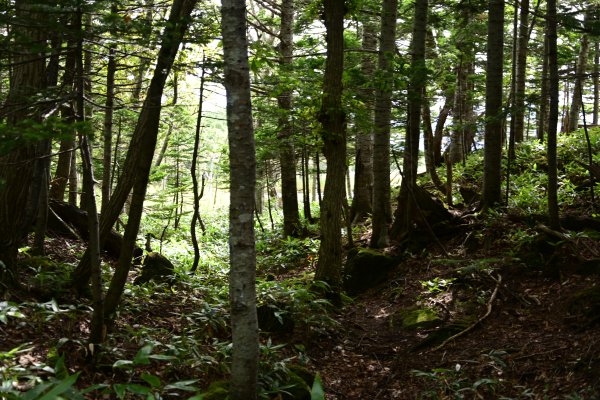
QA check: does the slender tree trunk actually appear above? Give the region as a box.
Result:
[423,91,446,192]
[350,18,376,224]
[567,32,590,132]
[546,0,560,229]
[315,0,346,294]
[155,72,178,167]
[370,0,397,248]
[538,33,549,142]
[222,0,259,397]
[301,146,312,220]
[278,0,301,237]
[315,151,322,205]
[594,41,599,125]
[190,60,206,273]
[102,41,116,213]
[514,0,530,143]
[391,0,428,239]
[482,0,505,208]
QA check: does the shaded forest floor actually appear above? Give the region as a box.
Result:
[2,204,600,399]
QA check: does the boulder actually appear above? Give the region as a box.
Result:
[343,248,401,296]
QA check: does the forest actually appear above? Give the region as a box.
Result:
[0,0,599,398]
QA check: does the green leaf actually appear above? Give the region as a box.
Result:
[113,384,126,399]
[310,372,325,400]
[37,372,80,400]
[124,383,152,395]
[141,372,161,388]
[133,344,154,365]
[112,359,134,369]
[148,354,178,361]
[164,379,200,392]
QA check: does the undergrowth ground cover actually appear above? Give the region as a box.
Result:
[1,129,599,399]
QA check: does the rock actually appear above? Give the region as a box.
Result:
[257,303,295,334]
[133,252,175,285]
[396,307,441,330]
[343,248,401,296]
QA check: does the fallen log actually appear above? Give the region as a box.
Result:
[47,199,142,262]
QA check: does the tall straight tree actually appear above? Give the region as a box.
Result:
[0,0,47,286]
[370,0,397,248]
[513,0,530,143]
[315,0,346,294]
[482,0,505,208]
[277,0,301,237]
[221,0,259,398]
[391,0,427,238]
[546,0,560,229]
[567,27,590,133]
[350,17,377,224]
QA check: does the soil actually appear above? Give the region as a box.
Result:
[2,213,600,399]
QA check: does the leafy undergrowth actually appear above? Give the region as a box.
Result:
[1,130,600,399]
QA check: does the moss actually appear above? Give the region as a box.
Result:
[397,307,441,330]
[201,381,228,400]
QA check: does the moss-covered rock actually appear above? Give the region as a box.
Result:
[395,307,441,330]
[343,248,401,295]
[200,381,228,400]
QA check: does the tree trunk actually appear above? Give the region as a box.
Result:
[190,60,206,273]
[277,0,301,237]
[482,0,505,208]
[390,0,428,239]
[537,33,549,142]
[0,0,47,285]
[513,0,530,143]
[546,0,560,229]
[423,91,446,193]
[315,0,346,294]
[101,40,116,213]
[350,18,376,224]
[71,0,198,294]
[594,41,599,125]
[567,32,590,133]
[370,0,397,249]
[221,0,259,397]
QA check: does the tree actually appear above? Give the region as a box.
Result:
[546,0,560,229]
[315,0,346,295]
[390,0,428,239]
[482,0,505,209]
[350,15,377,224]
[277,0,301,237]
[221,0,259,397]
[370,0,397,249]
[0,0,48,287]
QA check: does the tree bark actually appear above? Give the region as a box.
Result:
[370,0,397,249]
[0,0,47,285]
[513,0,530,143]
[315,0,346,294]
[482,0,505,208]
[221,0,259,398]
[567,32,590,133]
[537,33,549,142]
[350,18,377,224]
[594,41,599,125]
[546,0,560,229]
[390,0,428,239]
[277,0,301,237]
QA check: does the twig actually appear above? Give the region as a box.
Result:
[430,274,502,352]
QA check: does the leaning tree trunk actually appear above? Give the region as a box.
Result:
[221,0,259,398]
[350,17,377,224]
[277,0,301,237]
[482,0,505,209]
[71,0,198,294]
[0,0,47,286]
[315,0,346,294]
[370,0,397,249]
